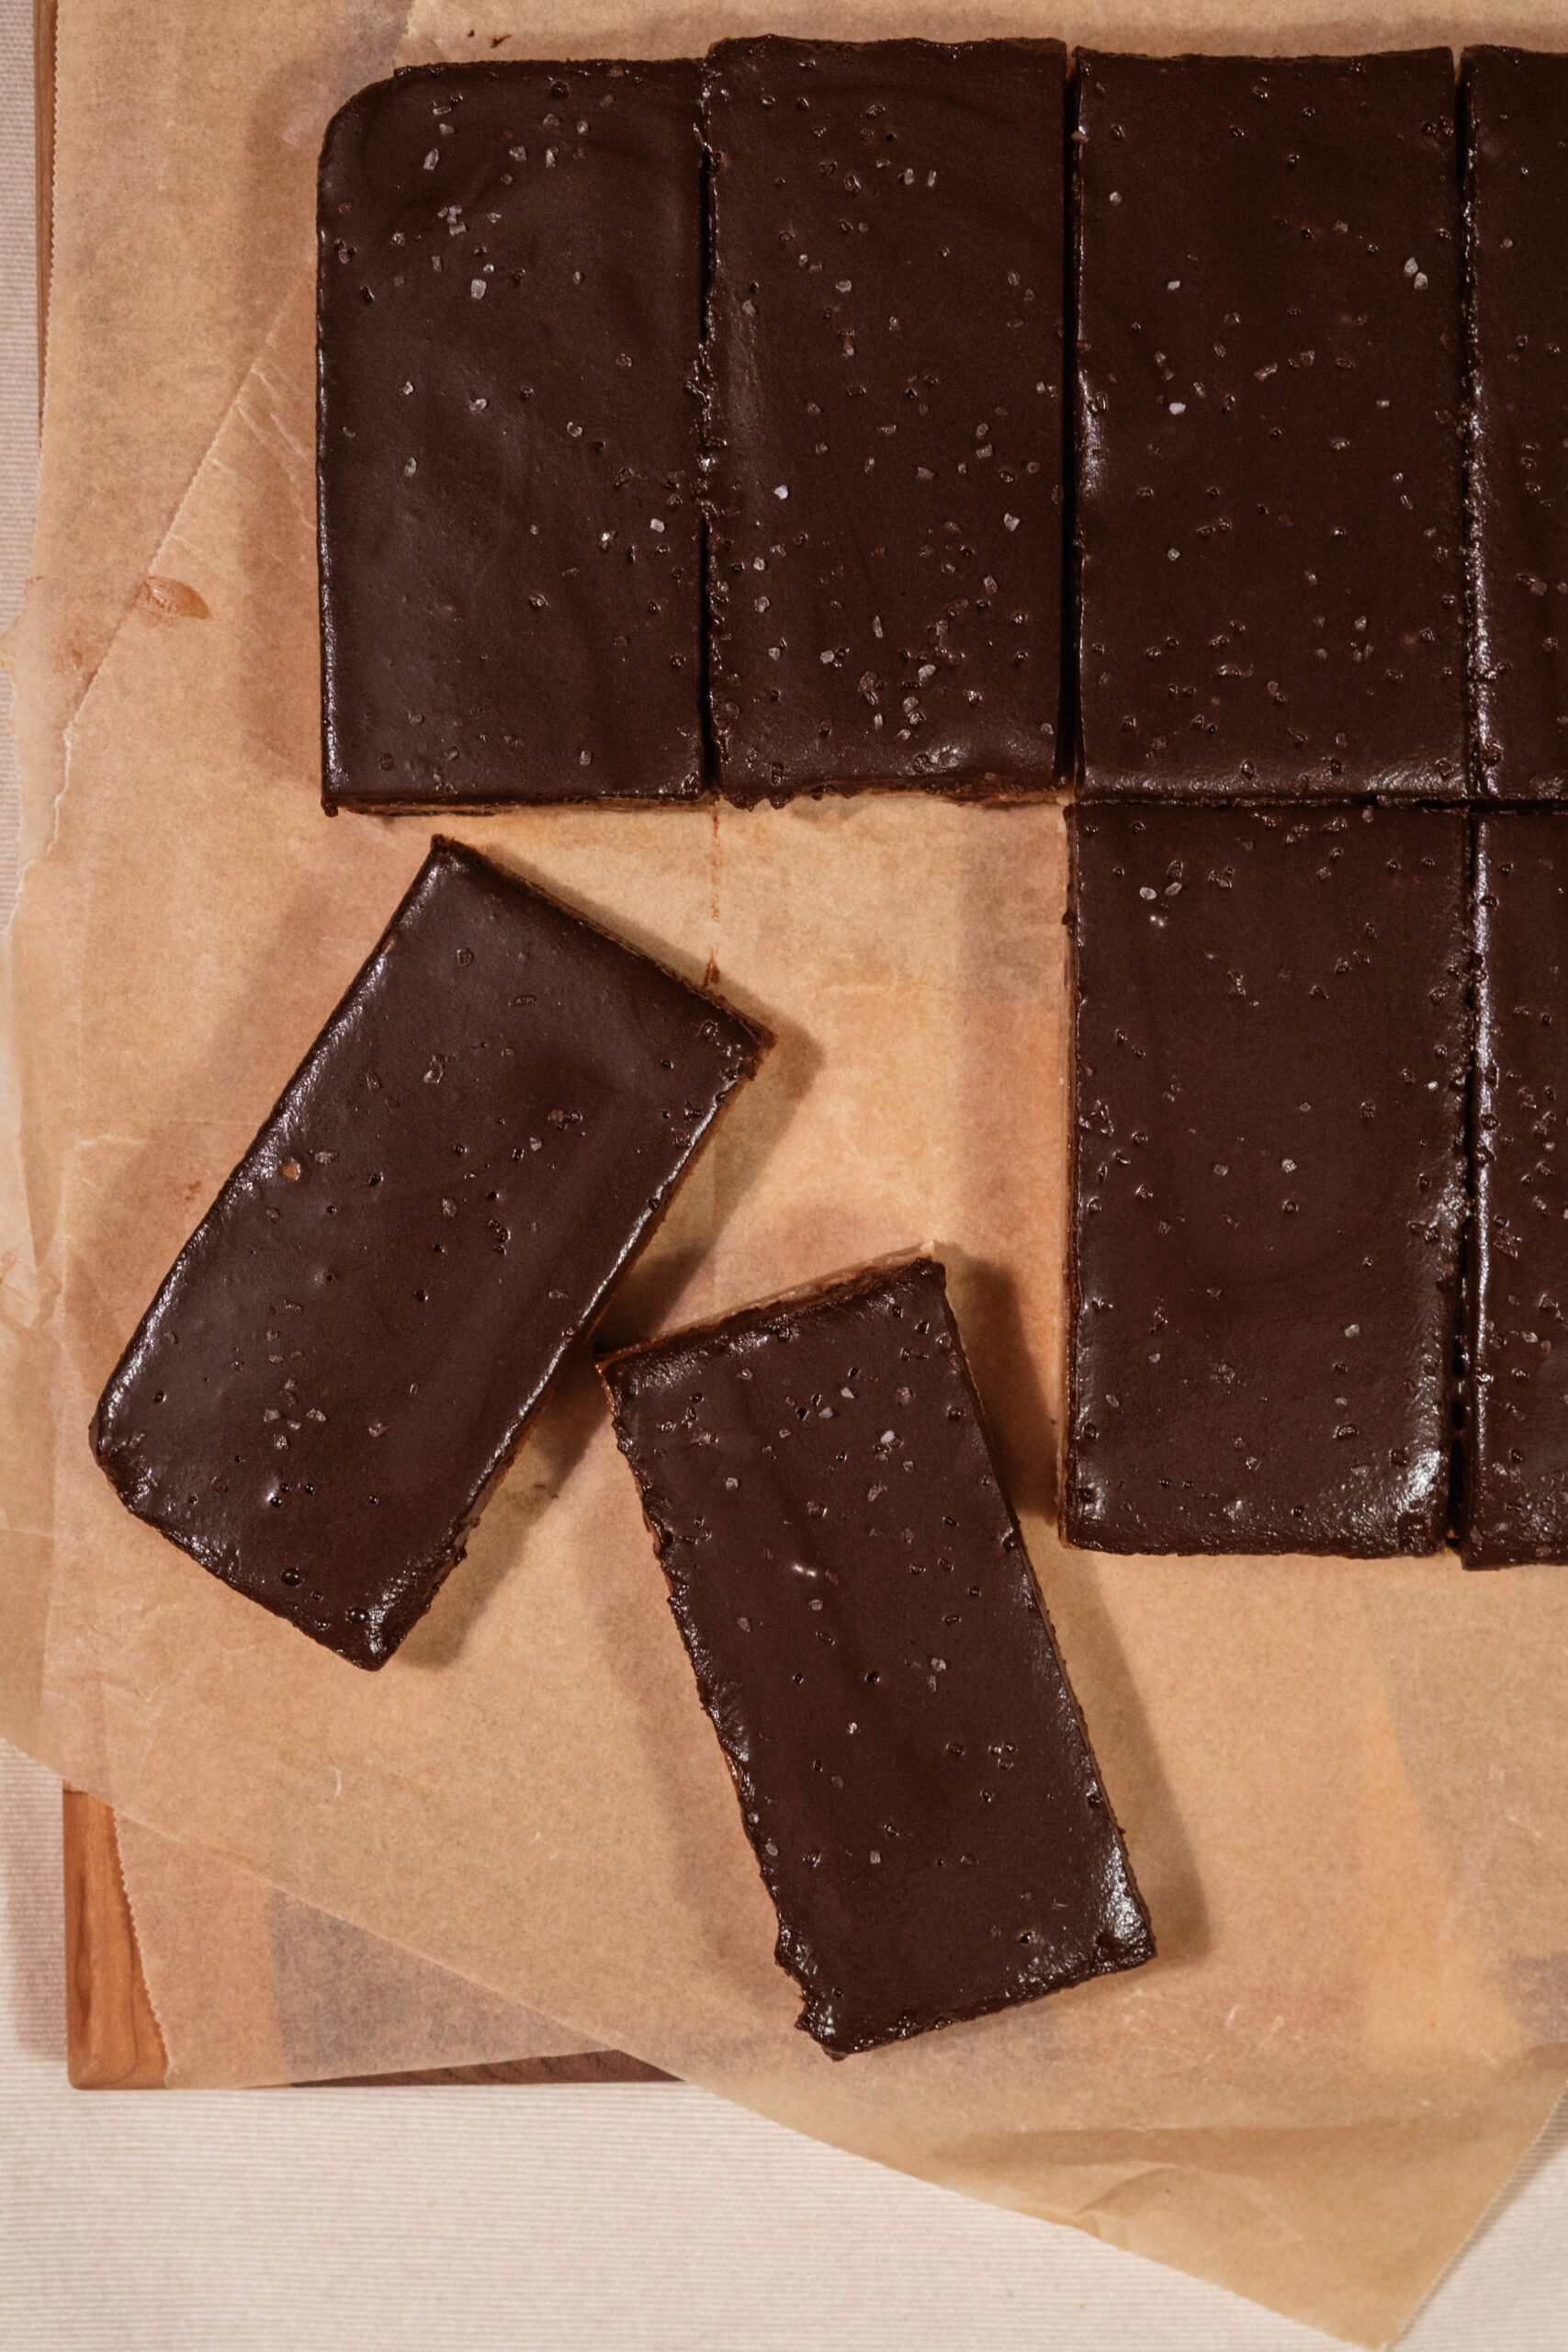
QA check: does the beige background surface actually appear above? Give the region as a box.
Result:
[4,6,1568,2347]
[6,1734,1568,2349]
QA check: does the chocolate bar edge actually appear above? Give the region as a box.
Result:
[1461,810,1567,1567]
[715,775,1063,815]
[1461,45,1568,808]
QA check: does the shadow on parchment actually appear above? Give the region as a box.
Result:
[942,1242,1060,1524]
[939,1239,1210,1977]
[396,996,821,1671]
[1036,1541,1213,1976]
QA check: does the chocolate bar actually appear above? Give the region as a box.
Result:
[1076,51,1466,801]
[1464,48,1568,801]
[91,841,765,1668]
[1464,813,1568,1565]
[601,1257,1153,2056]
[1066,805,1468,1555]
[702,38,1066,804]
[318,62,704,809]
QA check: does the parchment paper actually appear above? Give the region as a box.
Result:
[0,0,410,879]
[114,1815,601,2086]
[6,4,1568,2344]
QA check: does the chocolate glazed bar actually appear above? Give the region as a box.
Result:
[1066,806,1469,1556]
[318,62,704,809]
[702,38,1066,805]
[1076,51,1466,801]
[1464,814,1568,1565]
[91,842,766,1668]
[601,1259,1153,2057]
[1464,50,1568,801]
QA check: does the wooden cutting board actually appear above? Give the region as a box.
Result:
[33,1,658,2092]
[62,1790,667,2088]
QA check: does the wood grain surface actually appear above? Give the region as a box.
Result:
[62,1791,169,2087]
[39,6,664,2094]
[61,1791,671,2089]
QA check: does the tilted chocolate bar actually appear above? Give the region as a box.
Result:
[91,842,766,1668]
[1464,813,1568,1566]
[1076,51,1466,801]
[702,38,1066,805]
[1066,805,1468,1555]
[601,1258,1153,2056]
[318,62,704,809]
[1464,49,1568,802]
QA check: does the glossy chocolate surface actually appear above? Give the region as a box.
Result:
[1066,806,1468,1555]
[1464,814,1568,1565]
[91,842,764,1668]
[602,1258,1152,2056]
[318,62,704,809]
[1464,50,1568,801]
[1076,51,1466,801]
[702,39,1066,805]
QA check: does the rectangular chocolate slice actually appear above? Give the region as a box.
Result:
[1464,50,1568,801]
[91,842,765,1668]
[601,1257,1153,2056]
[1464,813,1568,1565]
[1076,51,1466,801]
[318,62,704,809]
[1066,805,1468,1555]
[702,38,1066,805]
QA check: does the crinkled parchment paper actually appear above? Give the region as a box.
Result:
[0,0,411,876]
[5,3,1568,2342]
[114,1814,601,2085]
